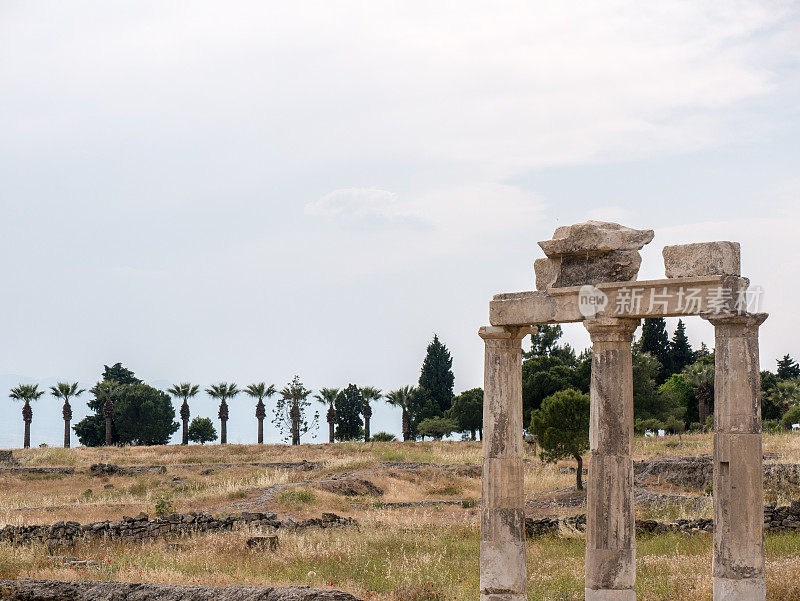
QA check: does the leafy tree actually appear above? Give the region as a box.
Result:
[761,371,782,420]
[524,325,576,363]
[669,320,693,375]
[447,388,483,440]
[244,383,277,444]
[781,405,800,431]
[530,389,590,490]
[9,384,45,448]
[167,383,200,445]
[206,383,239,444]
[767,380,800,415]
[407,386,441,437]
[418,335,455,414]
[334,384,363,441]
[274,376,317,445]
[417,416,457,440]
[386,386,415,441]
[639,318,671,384]
[188,417,217,444]
[102,362,140,385]
[359,386,382,442]
[632,351,662,421]
[683,360,715,426]
[49,382,85,448]
[655,374,692,428]
[113,384,180,445]
[314,388,340,443]
[777,355,800,380]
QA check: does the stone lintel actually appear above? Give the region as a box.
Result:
[489,276,750,326]
[478,325,537,342]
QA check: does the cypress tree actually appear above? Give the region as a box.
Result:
[418,334,455,414]
[640,318,670,384]
[669,320,694,375]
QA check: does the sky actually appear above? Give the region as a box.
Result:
[1,1,799,447]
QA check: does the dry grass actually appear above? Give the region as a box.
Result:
[4,436,800,599]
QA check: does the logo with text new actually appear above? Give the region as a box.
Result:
[578,285,608,318]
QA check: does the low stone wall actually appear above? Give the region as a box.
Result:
[0,579,362,601]
[0,511,356,547]
[633,455,800,490]
[525,500,800,538]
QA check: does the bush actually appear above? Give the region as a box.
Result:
[188,417,217,444]
[781,406,800,431]
[153,494,174,516]
[276,488,315,505]
[370,432,396,442]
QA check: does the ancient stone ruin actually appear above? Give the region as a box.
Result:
[479,221,766,601]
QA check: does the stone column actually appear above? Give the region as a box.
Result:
[479,326,534,601]
[584,317,639,601]
[707,314,768,601]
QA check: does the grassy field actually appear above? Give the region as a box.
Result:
[2,434,800,600]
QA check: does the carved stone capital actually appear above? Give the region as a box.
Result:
[583,317,640,344]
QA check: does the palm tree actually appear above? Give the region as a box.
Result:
[206,383,239,444]
[49,382,85,448]
[387,386,415,441]
[92,381,119,446]
[683,363,715,425]
[314,388,340,443]
[244,383,277,444]
[167,383,200,445]
[768,380,800,420]
[9,384,45,448]
[359,386,382,442]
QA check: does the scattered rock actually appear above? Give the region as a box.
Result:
[89,463,167,476]
[200,468,215,475]
[538,221,654,257]
[0,450,18,465]
[315,478,383,497]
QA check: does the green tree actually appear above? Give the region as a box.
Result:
[781,406,800,431]
[9,384,45,448]
[417,416,457,439]
[694,342,712,361]
[767,380,800,415]
[407,386,441,438]
[49,382,85,448]
[314,388,340,443]
[684,360,715,426]
[669,320,693,376]
[206,383,239,444]
[370,432,396,442]
[386,386,415,441]
[113,384,180,445]
[167,383,200,445]
[632,351,662,422]
[334,384,363,441]
[102,362,140,385]
[777,355,800,380]
[244,383,277,444]
[530,389,590,490]
[656,374,692,428]
[359,386,382,442]
[418,335,455,414]
[188,417,217,444]
[761,371,781,420]
[274,376,317,445]
[640,318,671,384]
[447,388,483,440]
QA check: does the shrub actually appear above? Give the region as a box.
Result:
[370,432,396,442]
[153,494,174,516]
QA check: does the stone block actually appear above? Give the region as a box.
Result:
[712,576,765,601]
[663,241,740,278]
[538,221,654,258]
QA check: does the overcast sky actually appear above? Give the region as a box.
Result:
[1,1,799,446]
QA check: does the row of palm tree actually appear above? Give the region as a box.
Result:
[8,380,419,448]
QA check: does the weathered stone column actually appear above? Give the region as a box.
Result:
[479,325,534,601]
[584,317,639,601]
[707,314,768,601]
